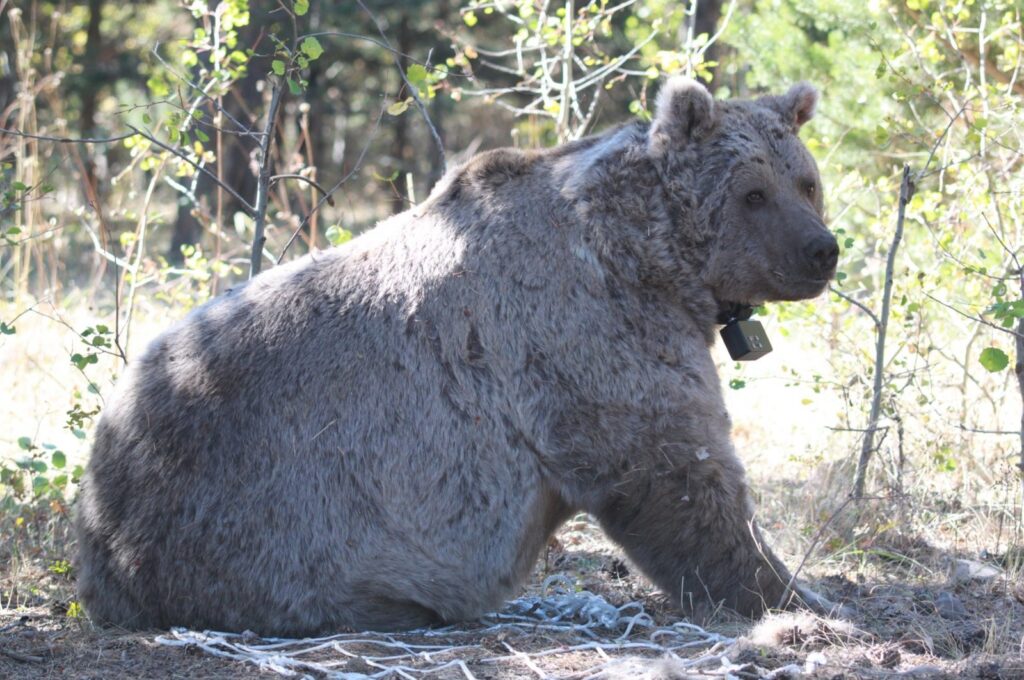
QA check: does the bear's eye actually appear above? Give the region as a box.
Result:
[745,190,765,205]
[804,181,816,198]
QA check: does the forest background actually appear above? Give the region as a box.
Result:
[1,0,1023,676]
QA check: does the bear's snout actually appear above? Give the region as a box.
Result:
[802,231,839,279]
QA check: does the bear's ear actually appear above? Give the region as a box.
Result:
[764,82,818,131]
[648,76,716,153]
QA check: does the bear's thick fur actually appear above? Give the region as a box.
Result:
[75,78,839,635]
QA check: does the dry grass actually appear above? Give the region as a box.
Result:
[2,513,1024,678]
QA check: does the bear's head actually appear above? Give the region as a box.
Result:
[649,77,838,306]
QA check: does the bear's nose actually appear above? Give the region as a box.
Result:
[804,232,839,276]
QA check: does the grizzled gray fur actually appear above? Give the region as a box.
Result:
[75,78,839,635]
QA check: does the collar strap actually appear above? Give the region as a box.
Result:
[716,303,754,325]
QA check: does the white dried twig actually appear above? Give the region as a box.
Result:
[156,578,735,679]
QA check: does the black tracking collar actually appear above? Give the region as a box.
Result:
[715,303,754,325]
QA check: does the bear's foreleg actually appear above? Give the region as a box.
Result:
[593,448,794,619]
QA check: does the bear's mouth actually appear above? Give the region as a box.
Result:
[770,270,832,300]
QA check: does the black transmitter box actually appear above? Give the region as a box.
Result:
[720,318,773,361]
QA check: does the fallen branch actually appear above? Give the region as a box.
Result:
[0,648,44,663]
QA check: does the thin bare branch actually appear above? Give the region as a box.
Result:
[275,100,388,264]
[0,126,136,144]
[149,43,260,138]
[958,424,1021,436]
[302,32,470,79]
[854,166,915,498]
[829,285,881,330]
[356,0,446,172]
[925,292,1024,340]
[127,125,255,214]
[270,174,335,206]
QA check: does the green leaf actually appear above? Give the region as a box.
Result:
[49,560,71,575]
[32,476,49,495]
[728,378,746,390]
[325,225,353,246]
[0,321,15,335]
[387,98,411,116]
[51,451,66,468]
[17,436,32,450]
[272,59,286,76]
[979,347,1009,373]
[147,75,170,99]
[294,0,309,15]
[287,77,303,95]
[300,36,323,61]
[71,352,98,370]
[406,63,428,88]
[372,169,400,182]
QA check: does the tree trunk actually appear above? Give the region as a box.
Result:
[390,11,411,214]
[79,0,104,193]
[426,0,451,192]
[694,0,723,85]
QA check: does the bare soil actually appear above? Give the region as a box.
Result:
[3,516,1024,679]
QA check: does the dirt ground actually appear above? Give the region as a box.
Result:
[2,516,1024,679]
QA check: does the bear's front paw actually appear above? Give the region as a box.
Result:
[794,583,855,619]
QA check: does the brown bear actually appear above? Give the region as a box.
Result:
[74,77,839,635]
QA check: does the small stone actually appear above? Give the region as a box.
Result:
[804,651,828,673]
[934,591,966,620]
[951,558,1003,584]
